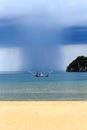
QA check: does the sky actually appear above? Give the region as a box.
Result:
[0,0,87,71]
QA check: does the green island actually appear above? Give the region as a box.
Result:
[66,56,87,72]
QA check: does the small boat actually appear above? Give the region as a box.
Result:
[28,70,53,77]
[34,72,48,77]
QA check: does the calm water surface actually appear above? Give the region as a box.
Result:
[0,72,87,101]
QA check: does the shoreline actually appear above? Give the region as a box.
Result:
[0,101,87,130]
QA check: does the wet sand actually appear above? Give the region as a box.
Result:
[0,102,87,130]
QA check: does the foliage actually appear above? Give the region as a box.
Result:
[66,56,87,72]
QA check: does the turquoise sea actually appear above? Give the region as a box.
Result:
[0,72,87,101]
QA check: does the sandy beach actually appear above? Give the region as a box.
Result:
[0,101,87,130]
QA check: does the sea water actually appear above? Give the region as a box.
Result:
[0,72,87,101]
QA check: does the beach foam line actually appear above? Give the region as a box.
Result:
[0,101,87,130]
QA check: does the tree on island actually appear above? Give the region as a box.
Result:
[66,56,87,72]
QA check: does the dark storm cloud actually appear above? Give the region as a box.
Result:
[0,0,87,71]
[62,26,87,44]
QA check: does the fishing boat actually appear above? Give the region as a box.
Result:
[28,70,53,77]
[34,72,48,77]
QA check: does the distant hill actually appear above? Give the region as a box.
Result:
[66,56,87,72]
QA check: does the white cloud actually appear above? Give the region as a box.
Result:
[0,47,23,72]
[0,0,87,26]
[60,44,87,70]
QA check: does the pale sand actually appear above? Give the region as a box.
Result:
[0,102,87,130]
